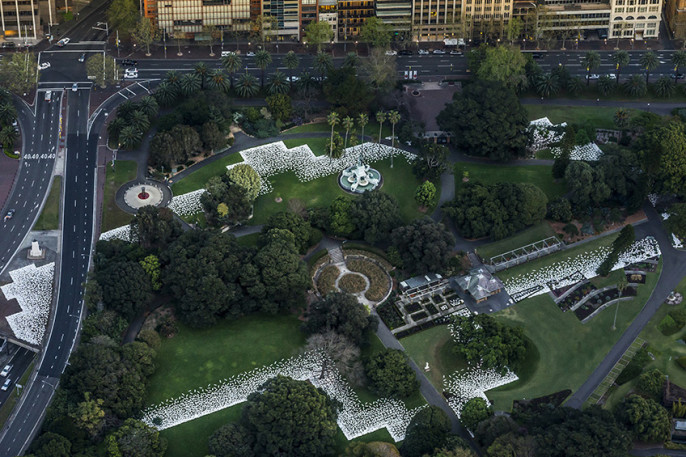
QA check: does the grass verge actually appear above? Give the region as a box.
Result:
[34,177,61,230]
[524,105,634,129]
[101,161,137,232]
[283,137,329,156]
[171,153,243,195]
[477,222,557,261]
[454,163,565,200]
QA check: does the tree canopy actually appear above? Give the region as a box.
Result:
[351,191,402,244]
[460,398,492,431]
[130,206,182,251]
[475,46,528,92]
[303,292,377,346]
[615,395,671,443]
[401,406,451,457]
[391,218,455,274]
[437,81,529,161]
[364,348,419,399]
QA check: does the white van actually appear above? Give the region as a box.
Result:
[221,51,234,57]
[44,90,52,102]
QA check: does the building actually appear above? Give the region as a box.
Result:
[665,0,686,38]
[337,0,374,40]
[156,0,252,37]
[318,0,338,40]
[262,0,301,39]
[0,0,52,42]
[608,0,662,39]
[411,0,463,41]
[301,0,318,34]
[376,0,412,34]
[455,267,503,303]
[462,0,513,40]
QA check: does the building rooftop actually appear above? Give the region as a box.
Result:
[400,273,443,291]
[456,267,504,302]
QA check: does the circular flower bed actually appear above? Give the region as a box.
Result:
[316,265,340,295]
[346,258,391,302]
[338,274,367,294]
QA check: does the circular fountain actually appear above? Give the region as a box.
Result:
[338,159,382,194]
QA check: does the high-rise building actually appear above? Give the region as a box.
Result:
[665,0,686,38]
[263,0,301,39]
[337,0,374,40]
[156,0,252,37]
[376,0,412,34]
[608,0,662,39]
[318,0,338,40]
[0,0,50,42]
[411,0,462,41]
[301,0,318,35]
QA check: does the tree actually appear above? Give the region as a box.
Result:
[304,20,334,52]
[283,51,299,88]
[639,51,659,85]
[105,419,167,457]
[0,52,39,94]
[255,50,272,88]
[69,392,105,438]
[315,52,334,79]
[327,111,340,158]
[97,260,152,320]
[616,395,671,443]
[614,108,631,128]
[438,80,528,161]
[564,161,610,210]
[154,81,177,107]
[547,197,573,222]
[476,46,527,92]
[376,111,386,143]
[266,93,292,122]
[29,432,72,457]
[202,121,227,151]
[613,50,630,85]
[654,121,686,196]
[451,314,526,372]
[303,292,377,346]
[364,348,419,399]
[140,254,162,291]
[0,125,17,150]
[624,74,647,97]
[323,67,374,115]
[667,203,686,238]
[208,423,255,457]
[0,101,17,126]
[193,62,210,90]
[106,0,138,39]
[535,73,559,97]
[414,143,448,181]
[414,181,437,208]
[460,398,492,430]
[391,218,455,274]
[388,110,400,150]
[267,71,288,95]
[242,376,339,456]
[328,196,356,237]
[342,115,354,149]
[654,76,676,98]
[597,75,615,96]
[506,17,523,44]
[360,17,392,49]
[235,72,259,98]
[305,331,364,385]
[179,72,201,96]
[401,406,451,457]
[85,54,121,87]
[138,95,159,119]
[351,191,402,244]
[132,17,158,56]
[343,52,360,69]
[260,211,312,253]
[673,50,686,83]
[361,47,397,91]
[637,368,666,400]
[203,25,220,56]
[358,113,369,144]
[221,53,242,87]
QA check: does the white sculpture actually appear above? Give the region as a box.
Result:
[30,241,41,258]
[341,159,380,192]
[425,362,430,372]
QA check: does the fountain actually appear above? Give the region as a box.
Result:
[338,158,382,194]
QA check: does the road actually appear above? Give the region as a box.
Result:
[0,96,60,276]
[0,86,94,456]
[0,348,34,406]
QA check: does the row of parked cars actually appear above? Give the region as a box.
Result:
[1,364,12,392]
[385,49,463,56]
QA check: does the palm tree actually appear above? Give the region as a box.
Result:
[388,110,400,168]
[194,62,209,90]
[208,70,230,92]
[343,52,359,68]
[179,73,201,96]
[117,100,137,119]
[535,73,560,98]
[612,50,630,85]
[0,125,17,149]
[283,51,299,88]
[613,108,630,128]
[154,81,177,107]
[672,50,686,83]
[654,76,676,98]
[255,49,272,88]
[582,51,600,86]
[342,116,354,149]
[327,111,340,158]
[639,51,659,85]
[268,71,289,95]
[235,73,259,98]
[567,76,584,96]
[107,117,126,143]
[297,71,316,93]
[0,102,17,126]
[314,52,333,80]
[119,126,143,150]
[624,74,647,97]
[221,53,242,87]
[597,75,615,96]
[164,70,181,88]
[137,96,159,119]
[130,110,150,133]
[357,113,368,144]
[376,111,386,143]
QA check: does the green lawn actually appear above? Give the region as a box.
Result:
[283,137,329,156]
[102,161,137,232]
[477,222,557,262]
[489,260,661,411]
[250,157,429,225]
[402,325,467,388]
[171,153,243,195]
[235,232,260,247]
[34,177,61,230]
[284,121,392,140]
[454,163,565,200]
[524,105,635,130]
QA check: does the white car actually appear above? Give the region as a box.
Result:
[72,83,78,92]
[124,69,138,79]
[286,76,300,82]
[246,51,256,57]
[385,50,397,56]
[38,62,50,70]
[56,37,70,47]
[221,51,234,57]
[432,49,446,54]
[449,50,462,55]
[418,49,429,55]
[607,73,617,79]
[0,365,11,377]
[1,378,11,391]
[586,74,600,80]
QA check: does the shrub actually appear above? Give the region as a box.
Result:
[659,314,681,336]
[637,368,666,400]
[670,309,686,328]
[677,356,686,371]
[616,347,651,385]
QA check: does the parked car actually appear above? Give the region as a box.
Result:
[245,51,256,57]
[78,53,85,62]
[398,49,413,56]
[1,42,16,48]
[3,209,15,222]
[121,59,137,66]
[0,365,11,377]
[432,49,446,54]
[586,74,600,80]
[418,49,429,55]
[532,52,544,59]
[449,50,462,55]
[384,50,397,56]
[221,51,234,57]
[56,37,70,47]
[38,62,50,70]
[1,378,11,391]
[124,69,138,79]
[607,73,617,79]
[286,76,300,82]
[674,72,685,80]
[72,83,78,92]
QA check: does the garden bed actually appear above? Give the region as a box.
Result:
[625,260,658,273]
[573,286,637,321]
[338,274,366,294]
[512,389,571,413]
[405,303,422,314]
[347,258,391,302]
[377,301,405,330]
[626,272,646,284]
[411,311,428,321]
[426,304,439,315]
[316,265,340,295]
[557,283,597,312]
[343,247,393,271]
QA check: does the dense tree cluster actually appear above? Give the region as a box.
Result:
[443,182,548,240]
[107,97,158,150]
[451,314,527,372]
[438,81,529,162]
[302,293,377,346]
[596,224,635,276]
[615,395,671,443]
[460,398,493,431]
[390,218,455,274]
[364,348,419,399]
[260,211,318,254]
[401,406,452,457]
[201,166,261,226]
[130,206,182,251]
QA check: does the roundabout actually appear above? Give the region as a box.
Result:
[116,179,173,213]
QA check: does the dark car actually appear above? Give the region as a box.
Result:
[4,209,15,222]
[398,49,413,56]
[532,52,545,59]
[121,59,138,66]
[674,73,685,80]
